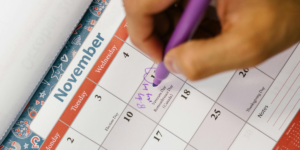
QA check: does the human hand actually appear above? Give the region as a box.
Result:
[123,0,300,81]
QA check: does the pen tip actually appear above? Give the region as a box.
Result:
[153,83,158,87]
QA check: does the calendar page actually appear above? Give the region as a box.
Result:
[30,0,300,150]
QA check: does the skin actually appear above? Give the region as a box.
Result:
[123,0,300,81]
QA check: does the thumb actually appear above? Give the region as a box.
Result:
[164,32,258,81]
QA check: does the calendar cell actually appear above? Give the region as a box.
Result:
[188,70,235,101]
[160,84,214,142]
[102,106,156,150]
[229,124,275,150]
[257,44,296,79]
[71,86,126,144]
[217,68,273,120]
[99,43,153,103]
[185,145,196,150]
[125,37,186,81]
[142,126,187,150]
[125,37,148,58]
[129,66,185,122]
[190,104,244,150]
[125,37,187,80]
[56,128,99,150]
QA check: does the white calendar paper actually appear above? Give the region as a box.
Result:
[30,1,300,149]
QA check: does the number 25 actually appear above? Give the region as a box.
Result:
[211,109,221,120]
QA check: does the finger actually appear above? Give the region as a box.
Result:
[123,0,177,63]
[164,31,264,81]
[193,18,221,39]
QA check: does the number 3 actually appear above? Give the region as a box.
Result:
[95,95,101,101]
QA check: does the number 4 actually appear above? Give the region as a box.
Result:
[123,52,129,58]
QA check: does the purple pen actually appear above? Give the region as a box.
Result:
[153,0,211,87]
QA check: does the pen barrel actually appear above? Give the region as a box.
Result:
[154,62,170,85]
[164,0,211,57]
[154,0,211,86]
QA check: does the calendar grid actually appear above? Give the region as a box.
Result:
[184,70,236,150]
[226,45,300,149]
[96,63,156,147]
[227,123,247,150]
[215,72,275,149]
[216,69,275,149]
[58,119,102,147]
[273,43,299,80]
[114,33,265,150]
[115,34,187,83]
[140,79,188,149]
[244,43,300,138]
[99,146,107,150]
[31,3,300,148]
[91,62,198,149]
[255,67,275,80]
[86,77,128,105]
[113,35,152,63]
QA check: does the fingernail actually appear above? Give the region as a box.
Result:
[165,56,180,73]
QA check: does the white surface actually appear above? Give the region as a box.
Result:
[0,0,93,141]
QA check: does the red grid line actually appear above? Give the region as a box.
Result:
[268,73,300,123]
[273,86,300,126]
[279,97,300,130]
[271,61,300,104]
